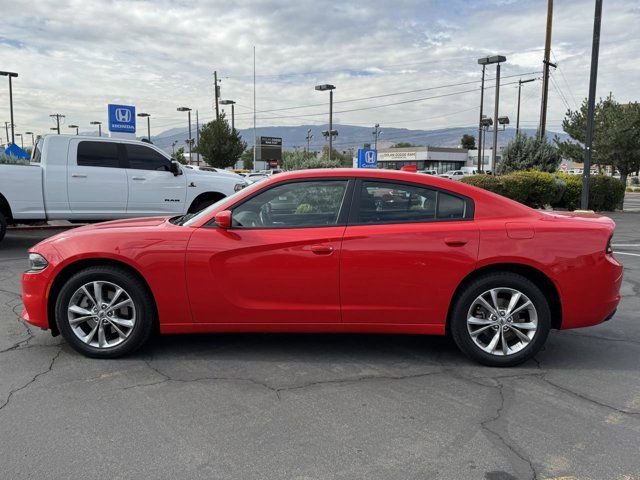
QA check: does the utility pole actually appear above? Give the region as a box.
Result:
[539,0,555,139]
[477,64,486,172]
[50,114,65,134]
[329,89,334,160]
[581,0,603,210]
[306,129,313,153]
[214,71,220,121]
[253,46,257,170]
[4,122,9,143]
[491,62,503,173]
[516,78,536,136]
[0,71,18,144]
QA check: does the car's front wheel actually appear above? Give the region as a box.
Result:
[450,272,551,367]
[55,266,155,358]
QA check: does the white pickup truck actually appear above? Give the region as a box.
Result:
[0,135,246,242]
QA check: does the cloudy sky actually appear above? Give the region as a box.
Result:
[0,0,638,145]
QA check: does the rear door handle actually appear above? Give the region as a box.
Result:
[310,245,334,255]
[132,177,146,181]
[444,237,468,246]
[71,174,87,178]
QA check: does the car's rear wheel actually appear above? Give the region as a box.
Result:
[55,266,155,358]
[450,272,550,367]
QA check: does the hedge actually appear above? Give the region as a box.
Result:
[461,171,625,211]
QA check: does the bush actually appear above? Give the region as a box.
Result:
[0,154,29,165]
[463,171,625,211]
[460,175,505,196]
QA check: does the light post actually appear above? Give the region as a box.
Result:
[4,122,10,143]
[137,113,151,141]
[477,56,506,173]
[90,121,102,137]
[0,71,18,145]
[305,129,313,153]
[15,133,23,149]
[480,116,493,172]
[68,125,79,135]
[177,107,192,164]
[220,100,236,130]
[372,123,382,151]
[171,140,178,155]
[516,78,536,136]
[25,131,35,146]
[315,84,336,161]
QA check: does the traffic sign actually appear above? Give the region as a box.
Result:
[108,104,136,133]
[357,148,377,169]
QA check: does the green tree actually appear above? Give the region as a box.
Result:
[461,134,476,149]
[282,150,340,170]
[320,147,352,167]
[392,142,416,148]
[196,113,247,169]
[498,132,561,175]
[171,147,187,165]
[558,95,640,185]
[240,148,254,170]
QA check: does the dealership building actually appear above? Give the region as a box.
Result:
[375,146,469,173]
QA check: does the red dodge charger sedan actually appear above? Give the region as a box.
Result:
[22,169,622,366]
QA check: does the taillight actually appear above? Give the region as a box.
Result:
[606,235,613,255]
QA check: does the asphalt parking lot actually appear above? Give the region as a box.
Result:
[1,213,639,480]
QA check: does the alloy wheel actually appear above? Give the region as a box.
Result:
[466,287,538,356]
[67,281,137,349]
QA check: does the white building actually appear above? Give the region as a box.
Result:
[374,146,468,174]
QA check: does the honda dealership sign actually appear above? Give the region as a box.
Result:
[357,148,377,168]
[108,104,136,133]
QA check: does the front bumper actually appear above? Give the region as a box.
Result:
[22,270,52,330]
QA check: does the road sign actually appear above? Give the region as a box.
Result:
[561,163,567,172]
[357,148,377,169]
[108,104,136,133]
[257,136,282,163]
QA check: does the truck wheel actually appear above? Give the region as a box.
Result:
[0,212,7,242]
[55,266,155,358]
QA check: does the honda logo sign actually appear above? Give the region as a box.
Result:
[108,104,136,133]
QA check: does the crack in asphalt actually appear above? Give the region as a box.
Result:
[0,348,62,413]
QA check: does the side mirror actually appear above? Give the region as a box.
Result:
[170,161,182,176]
[214,210,232,229]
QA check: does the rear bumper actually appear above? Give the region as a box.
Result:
[560,254,623,329]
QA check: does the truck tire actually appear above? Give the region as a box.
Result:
[0,212,7,242]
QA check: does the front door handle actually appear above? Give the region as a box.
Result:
[132,177,146,181]
[444,237,468,246]
[71,173,87,178]
[310,245,334,255]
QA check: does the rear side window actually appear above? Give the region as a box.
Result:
[126,144,171,171]
[31,139,43,163]
[356,180,470,224]
[438,192,466,219]
[77,141,120,168]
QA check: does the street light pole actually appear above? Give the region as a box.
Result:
[177,107,192,164]
[516,78,536,136]
[137,113,151,140]
[68,125,79,135]
[477,64,486,172]
[306,129,313,153]
[315,84,336,161]
[372,123,381,151]
[90,121,102,137]
[581,0,603,210]
[0,71,18,145]
[15,133,23,149]
[4,122,9,143]
[220,100,236,130]
[491,62,502,174]
[25,131,35,146]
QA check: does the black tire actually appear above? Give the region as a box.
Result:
[0,211,7,243]
[450,272,550,367]
[55,266,155,358]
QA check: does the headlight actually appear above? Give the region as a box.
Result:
[234,182,247,192]
[28,253,48,272]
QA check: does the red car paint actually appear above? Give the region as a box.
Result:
[22,169,622,336]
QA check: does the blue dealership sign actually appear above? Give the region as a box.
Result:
[108,104,136,133]
[357,148,377,168]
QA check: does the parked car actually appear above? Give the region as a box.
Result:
[182,165,245,180]
[243,172,270,184]
[418,169,438,175]
[439,170,466,180]
[22,168,622,366]
[0,135,246,242]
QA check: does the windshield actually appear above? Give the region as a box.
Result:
[182,180,266,227]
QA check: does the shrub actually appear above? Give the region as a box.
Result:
[463,171,625,211]
[0,154,29,165]
[460,175,505,196]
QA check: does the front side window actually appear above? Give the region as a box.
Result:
[232,180,348,228]
[356,181,469,224]
[77,141,120,168]
[126,144,171,171]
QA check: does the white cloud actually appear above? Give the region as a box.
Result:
[0,0,637,144]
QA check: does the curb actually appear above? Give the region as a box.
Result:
[8,224,84,231]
